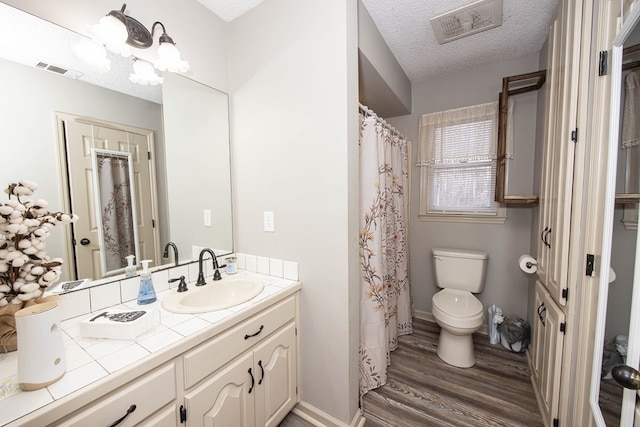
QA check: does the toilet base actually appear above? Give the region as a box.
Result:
[436,328,476,368]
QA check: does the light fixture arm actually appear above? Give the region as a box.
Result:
[151,21,176,46]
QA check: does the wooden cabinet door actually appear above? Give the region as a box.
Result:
[185,352,256,427]
[537,0,582,307]
[531,282,547,385]
[254,323,298,427]
[533,282,566,427]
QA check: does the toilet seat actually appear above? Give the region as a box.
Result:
[432,289,483,329]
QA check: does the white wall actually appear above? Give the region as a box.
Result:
[388,53,541,320]
[358,0,411,117]
[228,0,360,423]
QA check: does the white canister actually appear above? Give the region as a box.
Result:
[15,301,66,390]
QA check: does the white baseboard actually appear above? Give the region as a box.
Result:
[292,401,365,427]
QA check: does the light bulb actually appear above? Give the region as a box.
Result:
[154,42,189,73]
[130,59,163,85]
[92,14,131,57]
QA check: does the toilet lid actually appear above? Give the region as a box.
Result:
[433,289,482,317]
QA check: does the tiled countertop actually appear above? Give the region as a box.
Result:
[0,271,300,425]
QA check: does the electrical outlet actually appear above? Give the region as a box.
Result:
[264,211,275,232]
[204,209,212,227]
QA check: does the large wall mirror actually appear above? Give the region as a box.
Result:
[590,1,640,425]
[0,3,233,287]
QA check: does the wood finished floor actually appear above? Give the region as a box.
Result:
[361,318,543,427]
[279,318,626,427]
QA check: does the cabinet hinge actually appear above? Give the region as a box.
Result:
[553,417,559,427]
[560,322,567,334]
[295,327,298,336]
[180,404,187,423]
[571,128,578,142]
[296,386,299,395]
[147,151,152,160]
[599,50,608,76]
[152,219,156,228]
[586,253,595,276]
[562,288,569,301]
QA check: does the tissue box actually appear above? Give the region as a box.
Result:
[79,308,160,340]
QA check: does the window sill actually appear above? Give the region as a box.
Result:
[418,213,508,224]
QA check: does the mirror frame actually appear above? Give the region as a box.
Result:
[589,2,640,425]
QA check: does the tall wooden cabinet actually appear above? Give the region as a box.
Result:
[531,0,586,426]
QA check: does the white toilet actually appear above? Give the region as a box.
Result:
[431,248,488,368]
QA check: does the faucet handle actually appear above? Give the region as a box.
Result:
[170,275,188,292]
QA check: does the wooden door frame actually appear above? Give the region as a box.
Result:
[54,112,161,281]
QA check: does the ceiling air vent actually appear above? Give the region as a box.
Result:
[430,0,503,45]
[34,61,83,79]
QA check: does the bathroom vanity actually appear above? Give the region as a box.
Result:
[3,275,300,426]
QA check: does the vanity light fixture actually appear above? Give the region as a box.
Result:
[129,58,163,85]
[79,3,189,82]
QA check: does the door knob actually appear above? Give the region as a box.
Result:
[80,238,91,246]
[612,364,640,390]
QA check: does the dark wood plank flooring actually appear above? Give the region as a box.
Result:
[362,318,544,427]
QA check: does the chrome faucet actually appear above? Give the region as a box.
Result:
[163,242,179,266]
[196,248,221,286]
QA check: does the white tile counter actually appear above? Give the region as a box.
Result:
[0,270,300,426]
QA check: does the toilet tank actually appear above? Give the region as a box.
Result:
[432,248,489,293]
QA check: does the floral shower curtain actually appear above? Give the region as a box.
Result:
[359,108,412,397]
[95,151,136,273]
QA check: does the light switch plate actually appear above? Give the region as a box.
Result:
[264,211,275,232]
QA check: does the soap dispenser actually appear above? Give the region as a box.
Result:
[137,260,157,305]
[125,255,136,278]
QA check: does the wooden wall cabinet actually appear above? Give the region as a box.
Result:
[531,0,584,425]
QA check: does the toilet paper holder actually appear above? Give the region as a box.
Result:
[525,259,537,268]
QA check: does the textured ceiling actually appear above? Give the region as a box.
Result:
[360,0,559,82]
[199,0,559,83]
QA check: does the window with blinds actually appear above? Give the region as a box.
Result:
[417,102,507,222]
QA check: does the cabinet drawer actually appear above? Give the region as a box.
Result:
[184,295,296,389]
[57,363,176,426]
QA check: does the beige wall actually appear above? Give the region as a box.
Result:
[388,53,541,321]
[228,0,360,423]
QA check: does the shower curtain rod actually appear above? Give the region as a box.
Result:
[359,103,407,141]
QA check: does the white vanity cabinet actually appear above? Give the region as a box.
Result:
[8,284,300,427]
[56,363,178,426]
[182,296,298,427]
[184,323,297,427]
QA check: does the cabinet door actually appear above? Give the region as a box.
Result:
[536,285,566,427]
[254,323,298,427]
[530,282,547,384]
[185,352,256,427]
[538,0,582,306]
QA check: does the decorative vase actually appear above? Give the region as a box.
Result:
[0,295,60,353]
[16,300,66,390]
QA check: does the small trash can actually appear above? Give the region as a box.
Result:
[497,315,530,353]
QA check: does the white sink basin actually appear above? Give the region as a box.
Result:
[162,275,264,314]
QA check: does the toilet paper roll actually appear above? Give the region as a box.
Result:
[519,255,538,274]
